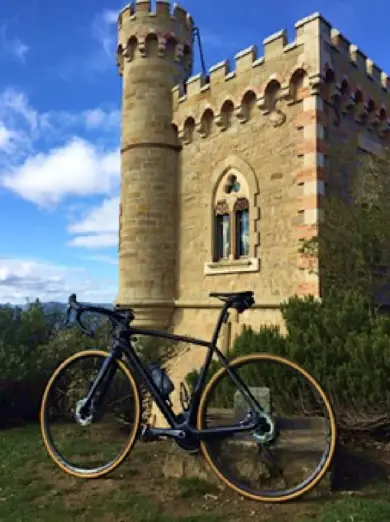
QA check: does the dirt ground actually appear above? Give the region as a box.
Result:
[1,426,390,522]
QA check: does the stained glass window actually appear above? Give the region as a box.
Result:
[218,214,230,259]
[214,178,252,263]
[224,174,241,194]
[215,200,230,260]
[235,198,250,257]
[237,209,250,257]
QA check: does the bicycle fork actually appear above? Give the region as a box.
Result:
[75,354,117,425]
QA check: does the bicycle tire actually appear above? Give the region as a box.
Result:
[40,349,142,479]
[197,353,337,503]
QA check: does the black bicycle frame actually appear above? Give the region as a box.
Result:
[84,301,266,441]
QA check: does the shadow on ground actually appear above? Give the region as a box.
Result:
[332,442,390,492]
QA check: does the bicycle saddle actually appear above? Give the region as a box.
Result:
[209,291,255,313]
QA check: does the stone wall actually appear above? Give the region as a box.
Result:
[116,6,390,426]
[148,15,329,426]
[116,0,193,328]
[170,15,329,343]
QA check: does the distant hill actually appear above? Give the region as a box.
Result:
[1,301,113,312]
[0,301,115,332]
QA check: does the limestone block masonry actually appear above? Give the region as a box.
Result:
[116,0,194,328]
[116,3,390,426]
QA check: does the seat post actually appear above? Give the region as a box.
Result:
[211,301,230,346]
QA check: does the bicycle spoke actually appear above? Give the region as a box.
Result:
[198,353,337,502]
[40,351,141,477]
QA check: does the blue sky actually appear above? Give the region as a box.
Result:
[0,0,388,304]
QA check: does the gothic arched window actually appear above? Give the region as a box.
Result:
[206,157,260,275]
[213,173,251,261]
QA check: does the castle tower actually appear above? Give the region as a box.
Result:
[116,0,194,327]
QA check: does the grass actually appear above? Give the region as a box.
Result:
[176,477,220,499]
[302,495,390,522]
[1,425,390,521]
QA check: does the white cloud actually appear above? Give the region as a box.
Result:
[0,25,29,63]
[0,124,11,149]
[0,88,38,134]
[0,257,117,304]
[68,196,119,249]
[83,108,120,130]
[0,123,19,152]
[10,39,29,63]
[0,88,120,145]
[0,90,120,204]
[69,197,119,234]
[101,9,119,25]
[84,254,118,265]
[36,107,120,135]
[1,138,120,207]
[69,234,118,249]
[53,7,120,81]
[93,9,119,56]
[0,87,121,250]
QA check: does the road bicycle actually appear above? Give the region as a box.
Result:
[40,291,337,503]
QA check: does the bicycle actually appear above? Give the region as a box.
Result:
[40,291,337,503]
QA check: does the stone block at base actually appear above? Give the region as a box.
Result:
[161,440,336,497]
[234,386,271,418]
[162,442,219,484]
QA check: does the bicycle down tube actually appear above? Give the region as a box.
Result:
[64,293,268,440]
[116,303,268,439]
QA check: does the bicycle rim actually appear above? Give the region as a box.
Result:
[40,350,142,479]
[197,353,337,502]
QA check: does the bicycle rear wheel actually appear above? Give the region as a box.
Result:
[40,350,142,478]
[197,353,337,503]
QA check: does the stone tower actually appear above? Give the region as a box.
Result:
[114,5,390,426]
[116,0,194,327]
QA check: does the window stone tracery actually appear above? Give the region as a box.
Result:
[205,157,260,275]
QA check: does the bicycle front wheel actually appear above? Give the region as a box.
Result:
[197,353,337,503]
[40,350,142,478]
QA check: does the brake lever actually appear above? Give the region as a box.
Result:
[75,309,95,338]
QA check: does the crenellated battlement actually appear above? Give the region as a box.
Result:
[173,12,389,101]
[172,12,390,144]
[172,16,307,103]
[329,30,388,90]
[177,31,300,99]
[118,1,194,28]
[117,1,194,80]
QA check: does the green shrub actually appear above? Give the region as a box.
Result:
[281,291,390,420]
[0,301,95,427]
[0,301,180,427]
[0,296,188,428]
[185,326,289,411]
[185,290,390,432]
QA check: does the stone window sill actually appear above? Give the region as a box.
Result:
[204,257,260,275]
